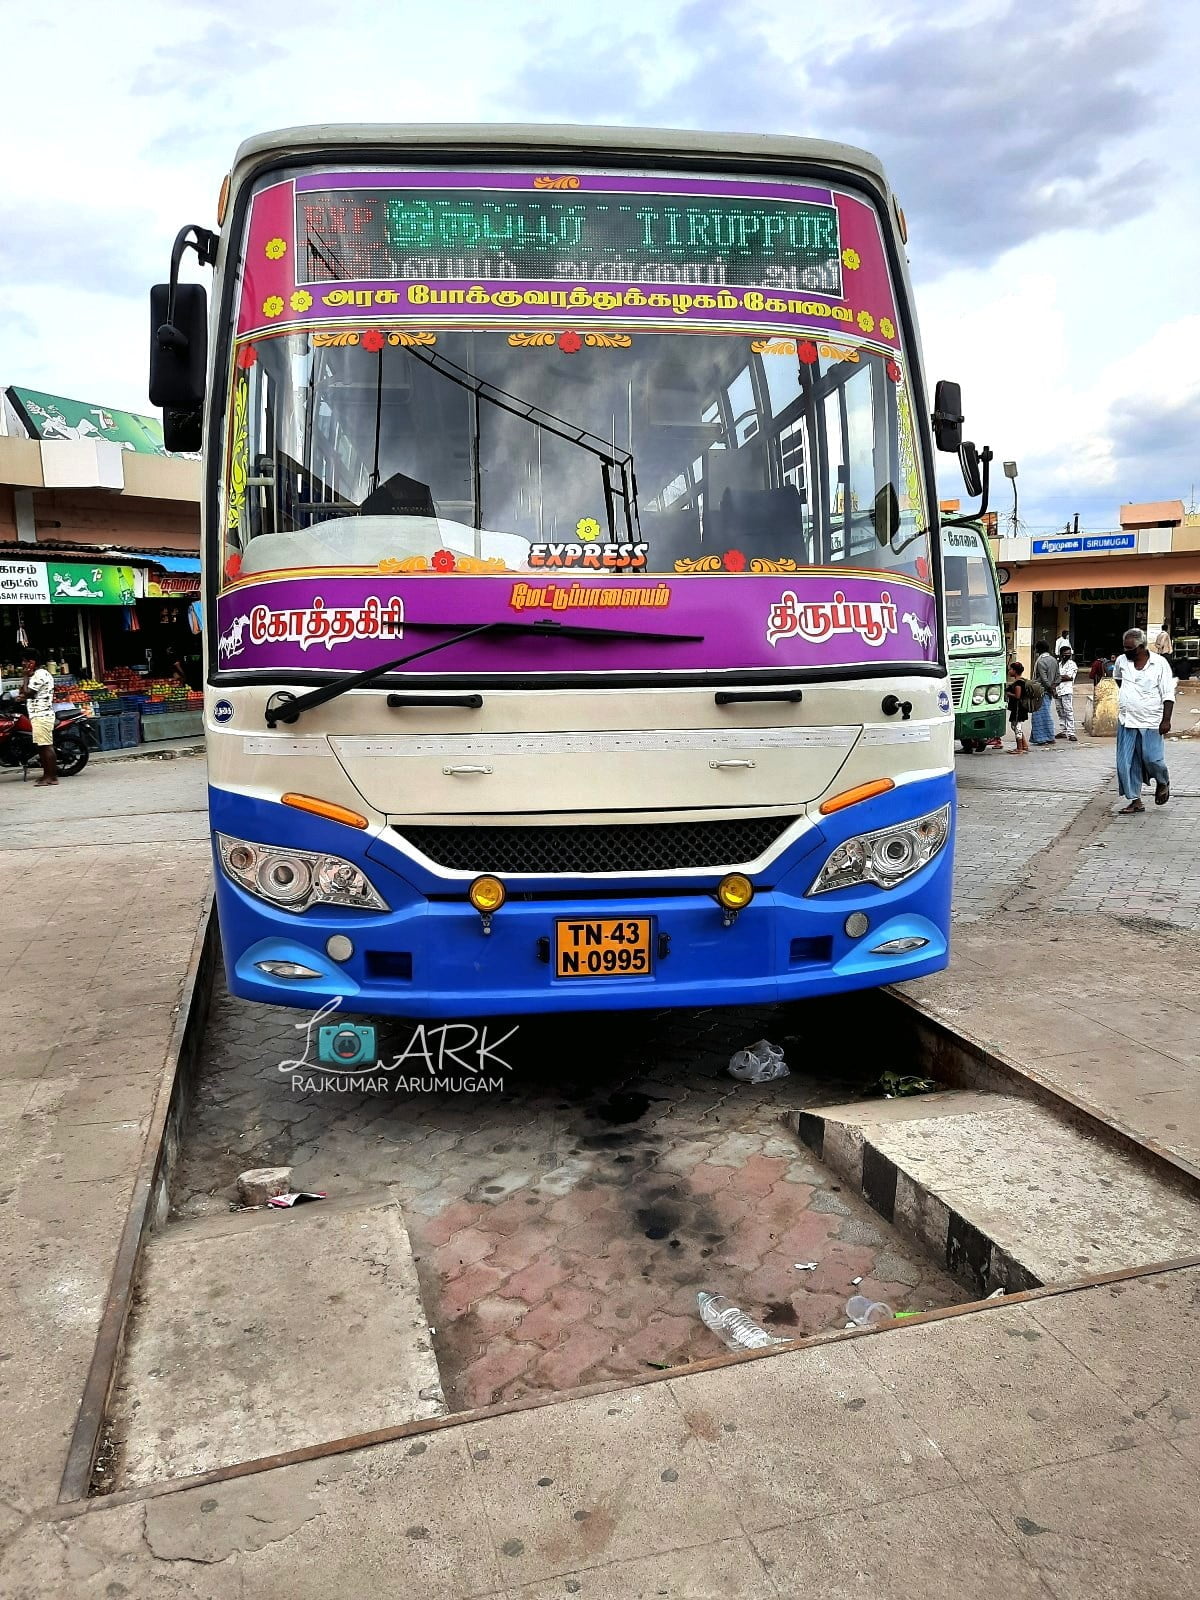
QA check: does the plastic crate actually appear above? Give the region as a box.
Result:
[118,694,148,710]
[95,698,122,714]
[118,712,141,748]
[91,716,124,752]
[141,701,169,715]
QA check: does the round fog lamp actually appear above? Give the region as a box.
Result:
[326,934,354,963]
[469,875,506,914]
[845,911,870,939]
[717,873,754,911]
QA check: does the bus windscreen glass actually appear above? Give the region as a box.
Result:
[217,166,936,679]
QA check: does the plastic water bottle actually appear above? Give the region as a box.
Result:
[846,1295,893,1327]
[697,1292,788,1351]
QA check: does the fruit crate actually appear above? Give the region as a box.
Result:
[88,716,124,752]
[118,712,141,748]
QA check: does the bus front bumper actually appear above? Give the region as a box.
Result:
[210,777,955,1019]
[955,708,1006,741]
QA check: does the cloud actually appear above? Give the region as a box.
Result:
[0,203,162,299]
[504,0,1165,274]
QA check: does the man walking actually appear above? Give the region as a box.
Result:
[1054,645,1078,741]
[19,651,58,787]
[1029,639,1059,747]
[1115,628,1173,815]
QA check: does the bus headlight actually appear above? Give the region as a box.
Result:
[217,834,388,914]
[972,685,987,705]
[808,805,951,895]
[985,684,1004,704]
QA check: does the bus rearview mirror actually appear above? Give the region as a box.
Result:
[959,441,983,500]
[931,379,963,453]
[150,281,208,413]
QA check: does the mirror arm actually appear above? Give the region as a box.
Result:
[159,225,219,351]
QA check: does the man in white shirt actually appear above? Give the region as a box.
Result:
[19,651,58,787]
[1054,645,1078,741]
[1054,630,1072,657]
[1115,628,1173,814]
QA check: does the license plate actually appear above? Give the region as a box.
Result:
[555,917,653,979]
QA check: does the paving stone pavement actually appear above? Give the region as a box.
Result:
[950,734,1200,931]
[173,983,961,1409]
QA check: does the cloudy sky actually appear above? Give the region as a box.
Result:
[1,0,1193,530]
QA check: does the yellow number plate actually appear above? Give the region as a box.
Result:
[555,917,654,979]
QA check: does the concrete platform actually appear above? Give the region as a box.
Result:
[109,1192,446,1487]
[797,1092,1200,1294]
[9,1266,1199,1598]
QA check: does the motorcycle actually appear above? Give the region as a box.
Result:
[0,693,92,778]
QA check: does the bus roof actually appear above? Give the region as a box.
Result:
[231,123,892,195]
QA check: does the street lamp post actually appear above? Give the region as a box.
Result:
[1002,460,1018,534]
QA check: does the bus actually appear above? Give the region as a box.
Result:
[149,124,977,1019]
[942,522,1005,752]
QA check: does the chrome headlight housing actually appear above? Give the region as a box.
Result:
[217,834,388,914]
[972,685,988,705]
[985,684,1004,704]
[808,805,951,896]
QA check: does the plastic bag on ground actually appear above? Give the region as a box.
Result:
[728,1039,789,1084]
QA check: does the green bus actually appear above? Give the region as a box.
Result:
[942,522,1005,752]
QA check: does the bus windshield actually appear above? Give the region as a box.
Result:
[943,529,1000,628]
[215,163,939,680]
[224,329,928,583]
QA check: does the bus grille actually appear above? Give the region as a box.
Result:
[395,815,799,875]
[950,674,967,708]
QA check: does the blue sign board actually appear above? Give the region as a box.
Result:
[1031,533,1136,556]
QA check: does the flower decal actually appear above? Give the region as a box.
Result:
[431,549,457,573]
[235,344,258,370]
[797,339,819,365]
[880,316,895,340]
[856,310,875,333]
[915,556,930,586]
[362,328,386,353]
[264,237,287,261]
[576,516,602,542]
[262,295,284,319]
[289,290,312,312]
[841,247,861,271]
[558,330,583,353]
[885,358,902,383]
[722,548,747,572]
[224,552,243,582]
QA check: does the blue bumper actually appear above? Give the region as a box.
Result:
[210,776,955,1018]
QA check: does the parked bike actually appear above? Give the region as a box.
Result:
[0,693,91,778]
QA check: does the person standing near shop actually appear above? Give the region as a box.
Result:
[20,651,57,787]
[1054,645,1079,741]
[1030,640,1060,747]
[1115,629,1173,815]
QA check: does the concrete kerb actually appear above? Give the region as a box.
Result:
[57,894,219,1505]
[881,984,1200,1194]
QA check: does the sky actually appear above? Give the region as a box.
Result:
[0,0,1194,531]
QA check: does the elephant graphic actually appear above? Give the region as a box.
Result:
[902,612,933,649]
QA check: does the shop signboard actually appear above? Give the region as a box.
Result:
[0,562,51,604]
[1031,533,1136,556]
[0,560,137,605]
[5,386,169,454]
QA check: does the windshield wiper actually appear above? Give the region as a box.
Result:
[263,617,704,726]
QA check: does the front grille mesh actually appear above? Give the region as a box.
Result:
[396,815,799,875]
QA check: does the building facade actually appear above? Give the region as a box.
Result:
[0,388,201,685]
[990,500,1200,674]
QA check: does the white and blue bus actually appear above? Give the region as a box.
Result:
[150,124,981,1018]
